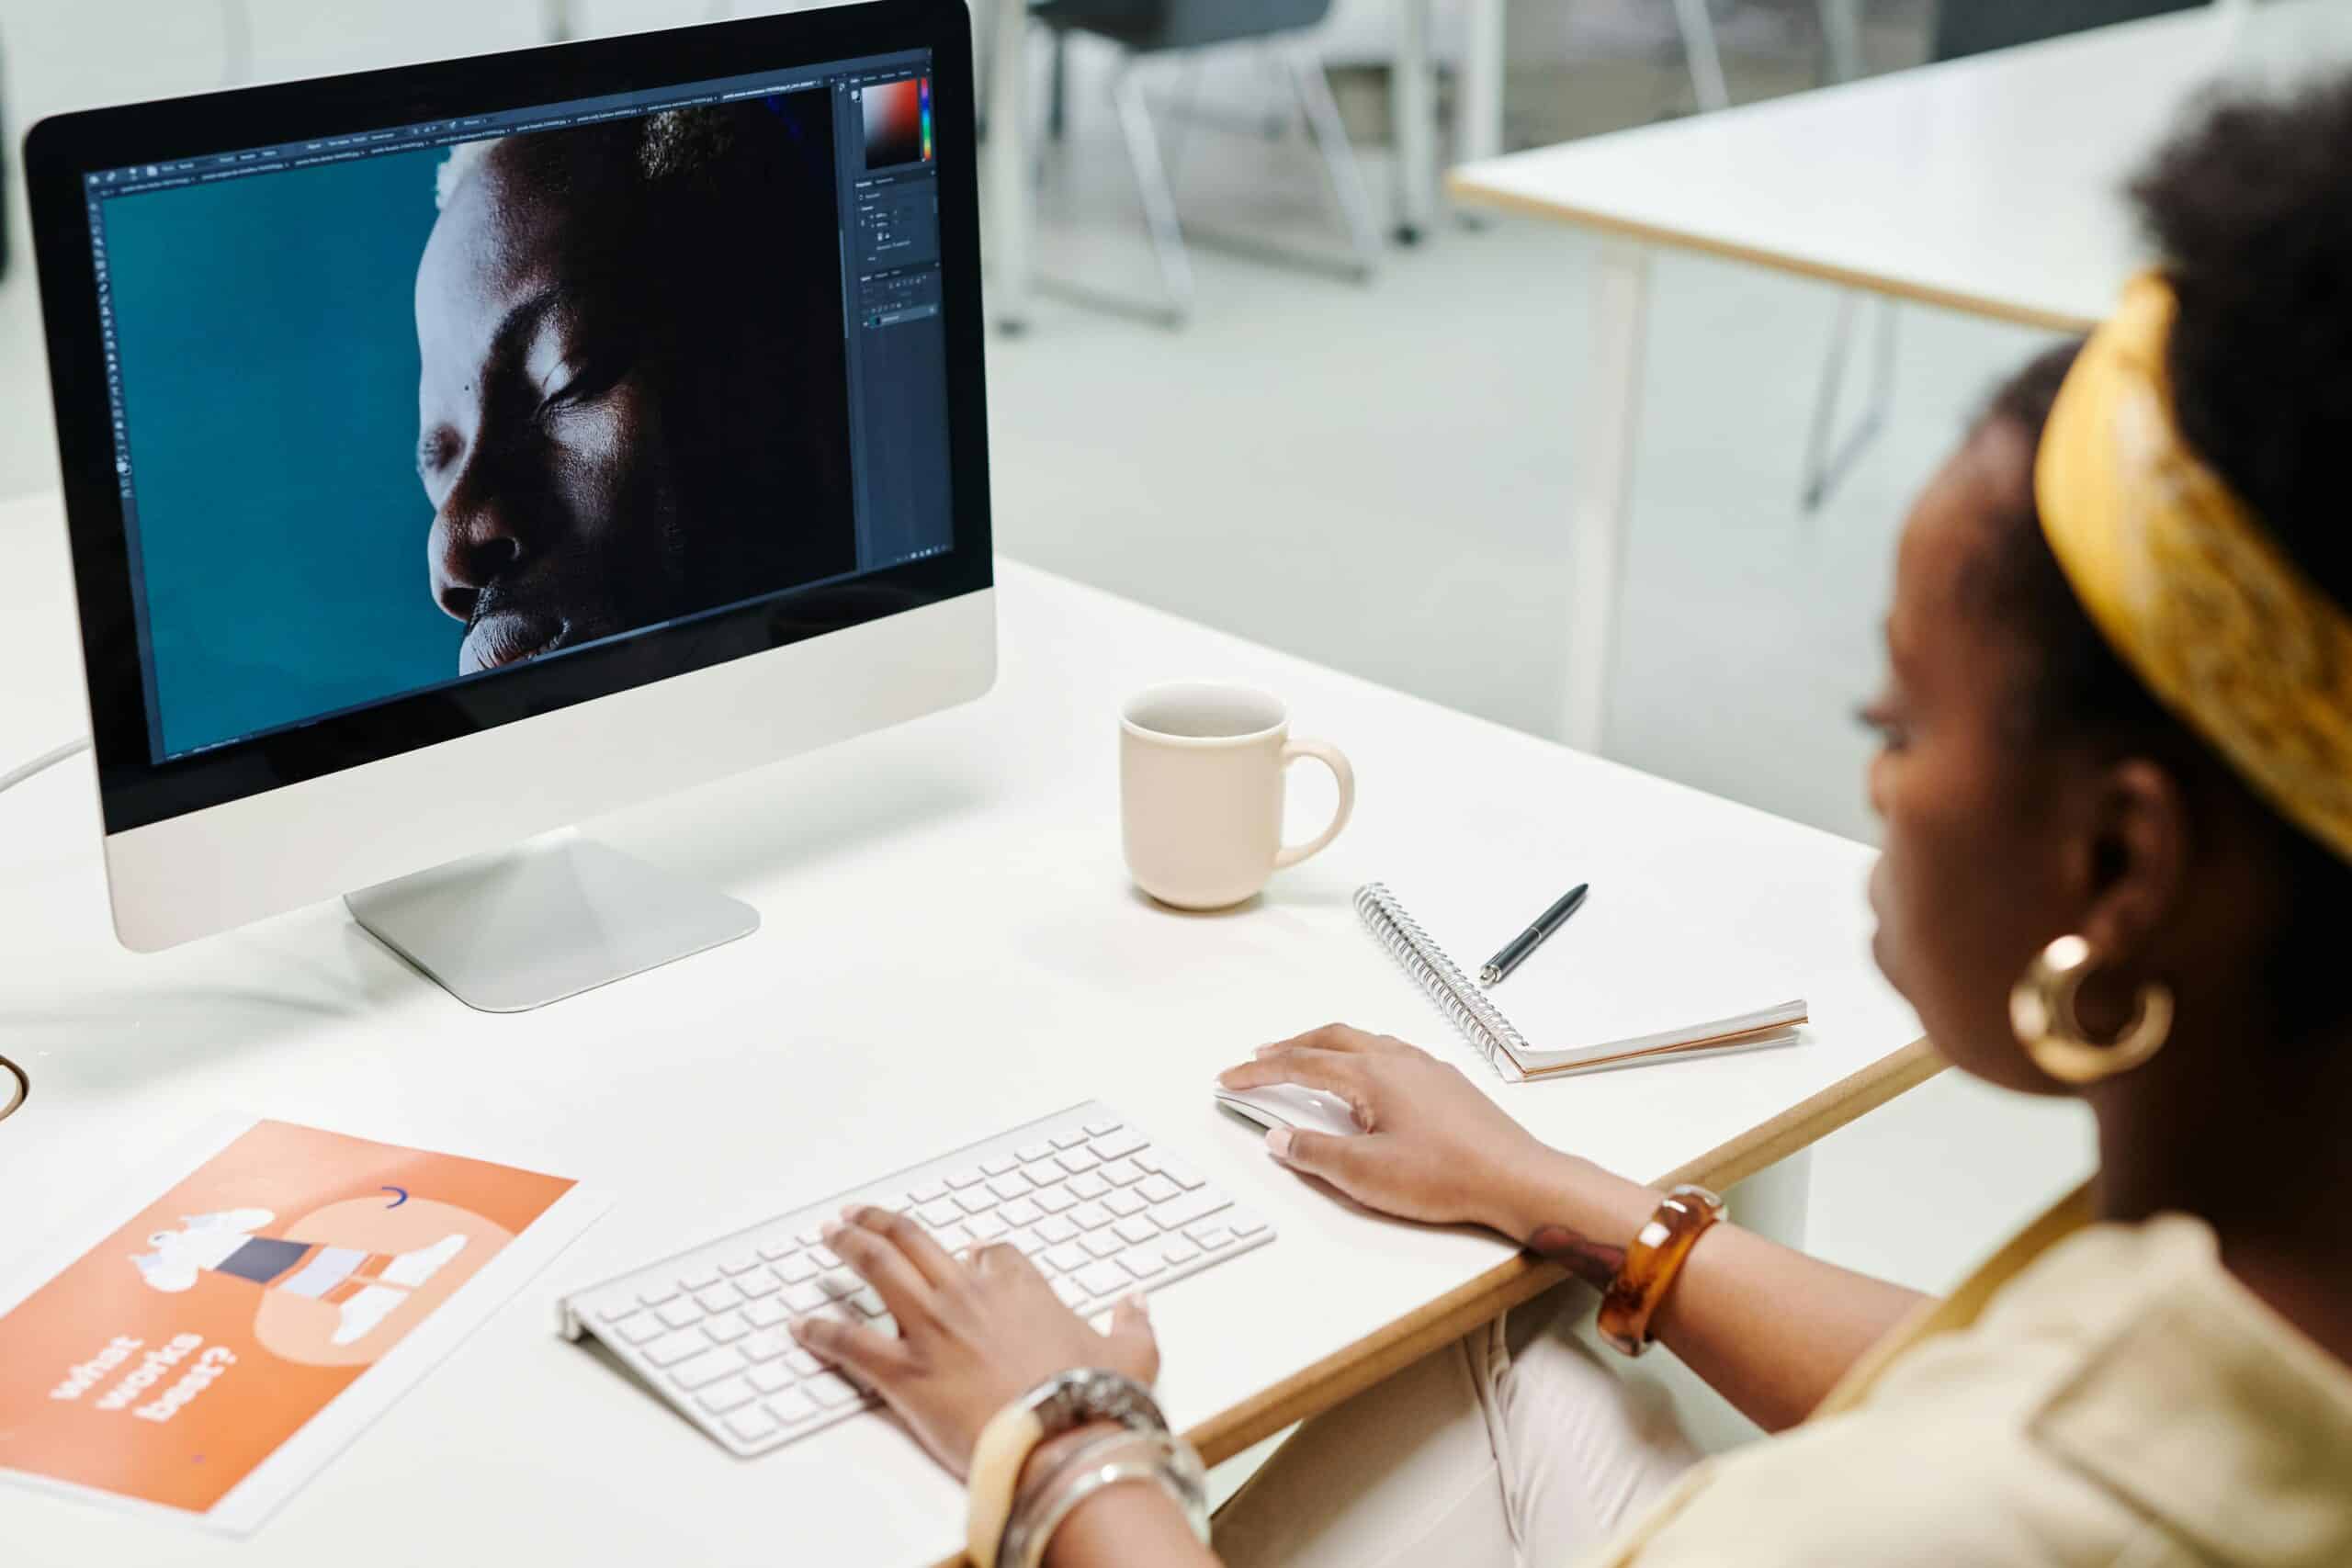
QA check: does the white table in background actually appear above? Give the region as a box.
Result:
[0,487,1931,1567]
[1447,0,2352,754]
[984,0,1507,332]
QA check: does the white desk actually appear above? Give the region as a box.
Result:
[983,0,1506,332]
[1447,0,2352,753]
[0,487,1930,1566]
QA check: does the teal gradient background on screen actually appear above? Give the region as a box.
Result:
[103,147,458,760]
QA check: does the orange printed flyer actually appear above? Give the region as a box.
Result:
[0,1117,605,1533]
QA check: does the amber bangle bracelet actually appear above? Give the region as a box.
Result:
[1597,1184,1725,1357]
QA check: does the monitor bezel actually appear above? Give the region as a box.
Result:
[25,0,991,838]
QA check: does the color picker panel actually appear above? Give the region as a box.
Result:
[862,76,931,170]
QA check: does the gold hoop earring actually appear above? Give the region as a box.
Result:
[2008,934,2174,1086]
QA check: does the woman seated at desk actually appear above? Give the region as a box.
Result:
[786,81,2352,1568]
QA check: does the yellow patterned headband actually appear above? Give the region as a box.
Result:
[2035,271,2352,864]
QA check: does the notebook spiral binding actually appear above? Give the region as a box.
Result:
[1353,882,1531,1079]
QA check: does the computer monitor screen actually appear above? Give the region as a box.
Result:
[73,45,966,772]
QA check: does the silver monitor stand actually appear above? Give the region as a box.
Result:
[345,831,758,1013]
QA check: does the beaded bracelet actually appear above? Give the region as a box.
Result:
[1596,1183,1725,1357]
[999,1426,1210,1568]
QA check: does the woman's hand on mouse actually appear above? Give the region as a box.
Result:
[788,1205,1158,1479]
[1217,1023,1634,1239]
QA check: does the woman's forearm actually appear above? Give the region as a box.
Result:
[1042,1483,1221,1568]
[1494,1151,1928,1432]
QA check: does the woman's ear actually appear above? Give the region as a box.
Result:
[2073,757,2191,977]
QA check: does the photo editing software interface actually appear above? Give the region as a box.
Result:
[78,49,954,765]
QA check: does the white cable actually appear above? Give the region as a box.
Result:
[0,739,90,797]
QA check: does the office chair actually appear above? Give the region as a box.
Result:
[1026,0,1380,326]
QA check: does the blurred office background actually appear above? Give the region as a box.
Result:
[8,0,2224,1445]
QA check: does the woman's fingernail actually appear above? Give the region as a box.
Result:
[1126,1291,1149,1317]
[819,1220,842,1244]
[1254,1043,1277,1057]
[1266,1126,1294,1160]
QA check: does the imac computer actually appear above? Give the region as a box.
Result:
[22,0,995,1010]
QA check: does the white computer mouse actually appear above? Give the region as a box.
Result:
[1213,1083,1363,1139]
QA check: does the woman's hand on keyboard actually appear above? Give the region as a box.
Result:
[789,1206,1159,1478]
[1217,1023,1630,1241]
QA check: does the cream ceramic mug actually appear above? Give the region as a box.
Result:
[1121,682,1355,909]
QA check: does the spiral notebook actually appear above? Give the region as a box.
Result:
[1355,882,1808,1082]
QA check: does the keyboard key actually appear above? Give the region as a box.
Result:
[757,1237,798,1262]
[1016,1142,1054,1163]
[1117,1248,1166,1280]
[852,1288,888,1318]
[1072,1201,1116,1231]
[1189,1224,1235,1251]
[644,1329,707,1367]
[718,1251,762,1276]
[766,1389,820,1425]
[697,1376,756,1415]
[986,1173,1034,1201]
[1057,1148,1102,1175]
[615,1313,663,1346]
[795,1227,825,1247]
[1043,1243,1091,1274]
[1152,1189,1232,1232]
[817,1270,861,1300]
[725,1407,779,1444]
[736,1268,782,1298]
[944,1167,986,1190]
[596,1298,635,1322]
[1136,1175,1182,1205]
[781,1282,827,1314]
[1007,1227,1046,1257]
[806,1372,860,1407]
[1091,1128,1148,1160]
[810,1246,842,1269]
[703,1311,750,1344]
[955,1190,999,1214]
[1067,1172,1111,1201]
[873,1313,898,1338]
[1074,1260,1131,1296]
[1102,1190,1146,1219]
[673,1348,747,1391]
[1035,1215,1079,1245]
[1159,1159,1208,1191]
[965,1212,1009,1242]
[748,1362,794,1395]
[1131,1149,1167,1174]
[1230,1213,1269,1236]
[775,1254,820,1284]
[1081,1232,1124,1259]
[784,1349,822,1378]
[637,1281,680,1308]
[744,1297,789,1328]
[741,1329,788,1362]
[657,1299,704,1330]
[981,1156,1017,1177]
[1161,1240,1200,1267]
[933,1222,974,1251]
[1052,1278,1088,1308]
[1113,1215,1159,1246]
[1050,1129,1091,1150]
[1001,1198,1045,1225]
[1082,1118,1121,1137]
[1033,1187,1079,1215]
[918,1199,963,1227]
[695,1283,742,1314]
[1022,1160,1065,1187]
[907,1180,948,1203]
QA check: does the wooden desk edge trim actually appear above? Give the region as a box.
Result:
[1442,175,2104,337]
[924,1035,1944,1567]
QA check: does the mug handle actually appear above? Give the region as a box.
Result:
[1273,739,1356,869]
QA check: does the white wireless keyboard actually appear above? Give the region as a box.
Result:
[559,1100,1275,1456]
